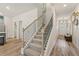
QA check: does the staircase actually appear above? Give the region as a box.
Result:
[23,25,45,56]
[22,15,53,56]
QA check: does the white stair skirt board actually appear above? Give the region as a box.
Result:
[23,25,44,56]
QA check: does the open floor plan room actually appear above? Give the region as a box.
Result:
[0,3,79,56]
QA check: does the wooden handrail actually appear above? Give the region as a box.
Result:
[23,15,43,31]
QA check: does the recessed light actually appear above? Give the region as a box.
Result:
[6,6,10,10]
[64,4,67,7]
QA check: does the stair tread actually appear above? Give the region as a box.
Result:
[30,42,42,48]
[34,35,42,39]
[33,38,42,42]
[39,28,44,32]
[37,32,42,34]
[35,35,42,36]
[24,47,41,56]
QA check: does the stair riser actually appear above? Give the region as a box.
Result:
[24,47,32,56]
[34,37,42,39]
[38,30,43,32]
[32,40,42,45]
[24,46,40,56]
[24,52,32,56]
[36,35,42,37]
[24,52,39,56]
[37,32,42,35]
[30,45,42,52]
[34,36,42,39]
[24,53,39,56]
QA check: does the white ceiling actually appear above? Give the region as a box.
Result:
[0,3,42,17]
[0,3,78,18]
[52,3,78,17]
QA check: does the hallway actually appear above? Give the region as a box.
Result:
[51,38,79,56]
[0,3,79,56]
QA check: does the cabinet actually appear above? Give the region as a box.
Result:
[64,34,72,42]
[0,16,6,45]
[0,36,4,45]
[0,32,6,45]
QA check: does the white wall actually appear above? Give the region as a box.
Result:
[13,8,38,29]
[12,5,44,40]
[57,16,72,35]
[4,16,14,39]
[3,8,39,39]
[3,8,38,39]
[71,5,79,49]
[72,5,79,49]
[3,4,45,40]
[12,8,38,39]
[44,4,53,25]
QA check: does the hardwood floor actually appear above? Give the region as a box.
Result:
[0,38,23,56]
[0,37,79,56]
[50,39,79,56]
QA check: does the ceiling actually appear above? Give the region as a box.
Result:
[52,3,78,17]
[0,3,42,17]
[0,3,78,18]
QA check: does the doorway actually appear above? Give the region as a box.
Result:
[14,21,22,40]
[58,20,68,35]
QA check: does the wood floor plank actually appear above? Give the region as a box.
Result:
[50,39,79,56]
[0,39,23,56]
